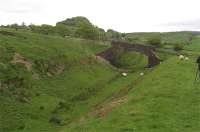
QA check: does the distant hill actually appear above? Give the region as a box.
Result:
[56,16,92,27]
[0,16,124,41]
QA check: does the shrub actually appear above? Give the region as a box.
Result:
[18,125,25,130]
[58,101,71,110]
[147,37,162,47]
[40,106,45,110]
[75,22,98,39]
[35,92,40,96]
[49,116,62,125]
[174,44,183,51]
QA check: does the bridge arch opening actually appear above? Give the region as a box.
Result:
[97,41,160,68]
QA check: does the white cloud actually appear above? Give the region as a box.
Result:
[0,0,200,32]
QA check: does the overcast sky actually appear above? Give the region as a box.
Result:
[0,0,200,32]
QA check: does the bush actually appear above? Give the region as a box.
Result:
[39,106,45,110]
[18,125,25,130]
[58,100,71,110]
[75,22,98,39]
[49,116,62,125]
[174,44,183,51]
[147,37,162,47]
[35,92,40,96]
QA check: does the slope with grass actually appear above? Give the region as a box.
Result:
[0,29,149,132]
[0,30,117,132]
[65,56,200,132]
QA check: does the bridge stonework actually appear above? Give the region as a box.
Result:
[97,41,160,68]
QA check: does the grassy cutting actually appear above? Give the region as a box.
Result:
[65,57,200,132]
[0,30,116,132]
[0,29,148,132]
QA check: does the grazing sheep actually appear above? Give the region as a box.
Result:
[140,72,144,76]
[122,72,127,77]
[185,57,189,60]
[179,55,185,60]
[65,36,70,38]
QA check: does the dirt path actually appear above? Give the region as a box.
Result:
[80,96,129,120]
[65,71,149,127]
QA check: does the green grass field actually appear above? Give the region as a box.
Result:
[126,32,193,50]
[64,56,200,132]
[185,35,200,51]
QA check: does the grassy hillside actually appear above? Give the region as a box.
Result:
[0,29,116,132]
[65,56,200,132]
[0,29,149,132]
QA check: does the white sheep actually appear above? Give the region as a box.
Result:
[185,57,189,60]
[179,55,185,60]
[140,72,144,76]
[122,72,127,77]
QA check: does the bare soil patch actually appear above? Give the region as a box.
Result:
[10,53,32,71]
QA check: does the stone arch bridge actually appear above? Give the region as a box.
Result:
[97,41,160,68]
